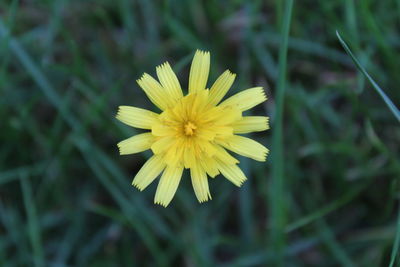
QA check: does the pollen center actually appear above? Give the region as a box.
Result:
[184,121,197,136]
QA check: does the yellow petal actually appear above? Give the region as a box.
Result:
[190,164,211,202]
[200,106,224,123]
[196,128,216,141]
[189,89,210,117]
[116,106,158,129]
[218,135,269,162]
[216,161,247,186]
[156,62,183,102]
[196,138,217,157]
[219,87,267,111]
[211,106,242,126]
[151,120,177,137]
[132,155,166,190]
[117,133,155,155]
[183,142,197,169]
[232,116,269,134]
[208,70,236,106]
[154,165,184,207]
[213,145,239,165]
[164,139,185,167]
[199,155,220,178]
[189,50,210,94]
[213,126,233,137]
[137,73,175,110]
[151,136,175,154]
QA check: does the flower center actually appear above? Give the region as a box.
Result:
[184,121,197,136]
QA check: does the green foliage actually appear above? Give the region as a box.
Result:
[337,31,400,123]
[0,0,399,265]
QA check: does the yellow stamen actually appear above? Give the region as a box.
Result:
[184,121,197,136]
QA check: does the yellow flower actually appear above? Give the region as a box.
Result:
[116,50,269,207]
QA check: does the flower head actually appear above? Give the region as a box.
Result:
[116,50,269,207]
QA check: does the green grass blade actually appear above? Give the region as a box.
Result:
[285,177,372,233]
[269,0,294,264]
[239,157,254,247]
[0,18,79,129]
[0,162,47,185]
[0,202,30,264]
[19,173,44,267]
[389,204,400,267]
[336,31,400,123]
[317,220,354,267]
[337,31,400,266]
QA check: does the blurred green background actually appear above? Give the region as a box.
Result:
[1,0,400,266]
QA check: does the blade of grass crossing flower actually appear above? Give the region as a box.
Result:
[389,204,400,267]
[19,173,44,267]
[269,0,293,264]
[336,31,400,123]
